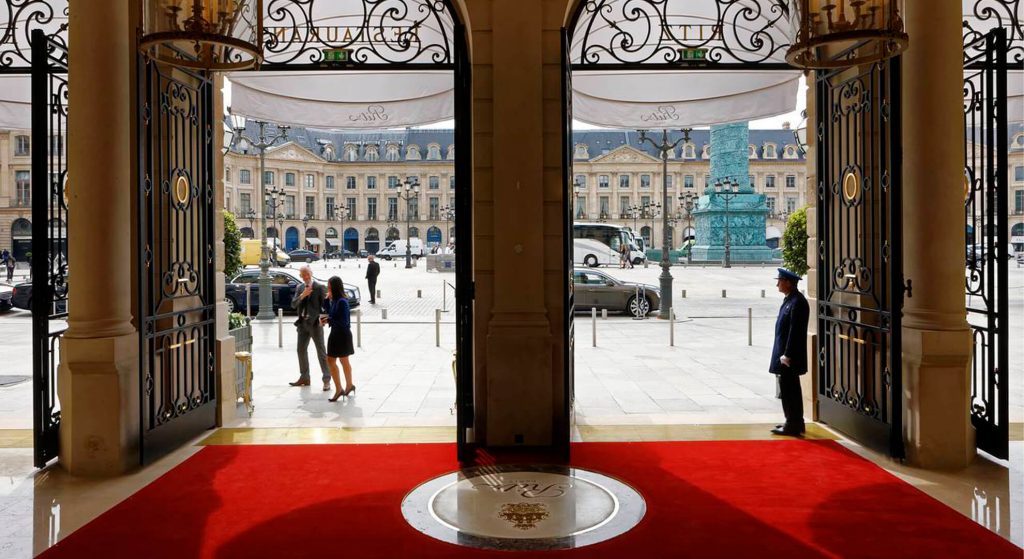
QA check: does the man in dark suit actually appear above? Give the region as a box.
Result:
[290,265,331,391]
[365,254,380,304]
[769,268,809,436]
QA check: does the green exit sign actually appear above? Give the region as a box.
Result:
[322,48,352,63]
[678,48,708,62]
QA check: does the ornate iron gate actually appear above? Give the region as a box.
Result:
[560,27,575,460]
[815,59,905,458]
[30,28,68,468]
[963,27,1010,459]
[137,58,217,463]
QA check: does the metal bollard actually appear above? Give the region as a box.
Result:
[722,289,727,298]
[601,308,608,320]
[681,289,687,298]
[376,289,381,300]
[748,307,753,347]
[669,307,675,347]
[435,309,441,347]
[442,280,446,311]
[592,307,597,347]
[761,289,766,298]
[245,287,251,318]
[418,289,422,298]
[382,308,388,320]
[356,309,362,348]
[277,308,283,348]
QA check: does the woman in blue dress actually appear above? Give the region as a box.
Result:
[321,276,355,402]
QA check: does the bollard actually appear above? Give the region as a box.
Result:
[382,308,388,320]
[722,289,727,298]
[761,289,765,298]
[277,308,283,349]
[442,280,446,311]
[394,262,397,268]
[417,289,422,298]
[591,308,597,347]
[356,309,362,348]
[376,289,381,300]
[669,307,675,347]
[435,309,441,347]
[601,308,608,320]
[681,289,687,299]
[748,307,753,347]
[245,287,251,318]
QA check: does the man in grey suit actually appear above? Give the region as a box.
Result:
[289,265,331,391]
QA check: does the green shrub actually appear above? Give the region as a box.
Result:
[228,312,249,331]
[782,207,809,277]
[223,209,242,277]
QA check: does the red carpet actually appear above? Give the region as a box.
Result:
[40,441,1020,558]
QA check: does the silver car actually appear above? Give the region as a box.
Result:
[573,269,660,315]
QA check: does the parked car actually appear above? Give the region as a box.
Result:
[359,249,369,258]
[324,249,355,259]
[572,269,660,316]
[10,281,68,314]
[0,287,12,312]
[288,249,320,263]
[224,267,360,314]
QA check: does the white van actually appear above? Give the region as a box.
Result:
[378,238,425,260]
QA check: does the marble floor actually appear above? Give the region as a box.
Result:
[0,424,1019,557]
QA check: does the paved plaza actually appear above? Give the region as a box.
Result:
[0,260,1022,430]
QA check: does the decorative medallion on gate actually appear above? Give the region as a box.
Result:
[402,464,645,551]
[174,175,191,206]
[842,170,860,203]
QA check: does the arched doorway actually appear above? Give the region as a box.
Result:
[305,227,320,253]
[427,226,443,247]
[325,227,339,253]
[386,227,400,241]
[285,227,299,251]
[11,218,31,260]
[365,227,380,255]
[639,226,652,249]
[240,227,255,239]
[344,227,360,254]
[409,226,420,239]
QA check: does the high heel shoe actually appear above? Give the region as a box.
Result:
[329,390,344,402]
[344,385,356,396]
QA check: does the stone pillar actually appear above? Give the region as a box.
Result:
[214,74,238,426]
[900,0,974,469]
[59,0,139,475]
[802,76,819,421]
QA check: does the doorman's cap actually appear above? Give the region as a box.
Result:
[775,268,801,283]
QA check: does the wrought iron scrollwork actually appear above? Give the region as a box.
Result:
[0,0,67,70]
[572,0,791,66]
[262,0,455,67]
[963,0,1023,65]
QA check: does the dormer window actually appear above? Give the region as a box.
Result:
[323,146,335,160]
[784,145,798,159]
[365,145,380,162]
[1013,133,1024,148]
[748,145,758,159]
[701,145,711,159]
[385,143,401,162]
[683,143,696,159]
[764,143,777,159]
[427,144,442,160]
[574,143,590,160]
[344,144,359,162]
[406,144,421,160]
[446,144,455,160]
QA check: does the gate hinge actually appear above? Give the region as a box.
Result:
[901,278,913,299]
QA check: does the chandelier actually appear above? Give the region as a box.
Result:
[786,0,908,69]
[140,0,263,70]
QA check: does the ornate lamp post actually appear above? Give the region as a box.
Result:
[243,208,257,237]
[330,203,349,260]
[439,204,456,248]
[643,201,662,251]
[638,127,692,318]
[226,116,288,321]
[572,177,586,220]
[398,176,421,268]
[628,203,644,239]
[678,192,698,265]
[714,178,741,269]
[265,185,285,252]
[301,214,311,251]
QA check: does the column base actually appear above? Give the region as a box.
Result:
[902,326,975,470]
[216,301,239,426]
[58,332,140,476]
[485,312,554,447]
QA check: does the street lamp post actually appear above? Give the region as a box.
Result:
[398,176,420,269]
[628,203,643,238]
[331,203,349,260]
[226,116,289,321]
[714,179,741,269]
[439,204,455,248]
[678,192,698,265]
[301,214,311,251]
[638,128,691,319]
[243,209,257,237]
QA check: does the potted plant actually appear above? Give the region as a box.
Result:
[228,312,252,353]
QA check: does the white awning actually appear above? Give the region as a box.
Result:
[306,238,322,246]
[265,238,281,247]
[227,71,454,129]
[766,226,783,240]
[325,238,340,246]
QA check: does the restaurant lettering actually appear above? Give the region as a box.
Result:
[267,25,421,45]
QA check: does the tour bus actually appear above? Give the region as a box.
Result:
[573,223,646,267]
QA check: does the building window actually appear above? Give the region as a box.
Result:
[766,175,776,188]
[347,197,357,218]
[575,174,587,188]
[429,176,440,190]
[748,145,757,159]
[785,196,797,214]
[388,176,400,189]
[263,171,275,185]
[367,176,377,190]
[284,172,296,187]
[640,174,650,189]
[14,135,30,156]
[446,145,455,160]
[574,144,589,159]
[406,145,421,160]
[345,145,359,161]
[450,175,456,189]
[305,196,315,218]
[326,197,336,219]
[640,195,651,212]
[15,171,30,206]
[285,195,296,217]
[1015,166,1024,182]
[409,197,419,219]
[683,144,695,159]
[704,174,710,186]
[620,174,631,189]
[388,197,398,220]
[367,198,378,220]
[365,145,380,161]
[240,169,251,184]
[766,196,776,213]
[1016,189,1024,213]
[305,174,315,189]
[665,175,673,188]
[427,144,442,160]
[598,175,610,189]
[575,195,586,219]
[684,175,694,189]
[429,197,440,219]
[599,196,610,217]
[386,144,401,161]
[225,166,231,182]
[764,143,777,159]
[326,176,335,189]
[748,174,755,188]
[785,175,796,188]
[345,176,356,190]
[619,196,630,216]
[240,193,251,214]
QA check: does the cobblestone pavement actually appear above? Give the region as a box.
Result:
[0,260,1021,429]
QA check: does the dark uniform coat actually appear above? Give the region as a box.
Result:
[769,290,809,375]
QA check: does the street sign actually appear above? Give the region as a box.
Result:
[322,48,353,63]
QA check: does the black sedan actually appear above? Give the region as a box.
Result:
[287,249,320,263]
[10,282,68,314]
[572,269,660,316]
[324,249,355,259]
[0,287,11,311]
[224,267,360,314]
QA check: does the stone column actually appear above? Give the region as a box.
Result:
[802,76,819,421]
[901,0,974,469]
[214,74,238,426]
[59,0,139,475]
